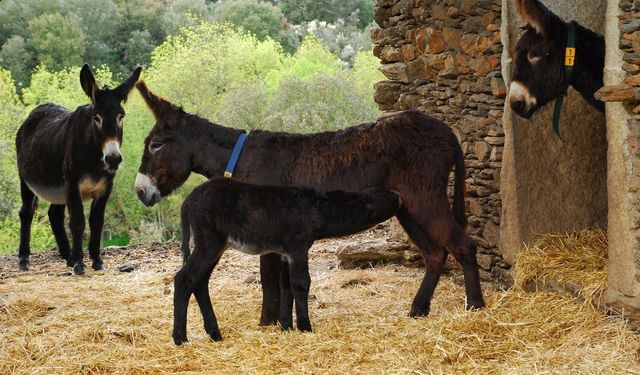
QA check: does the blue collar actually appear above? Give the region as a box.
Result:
[223,132,247,178]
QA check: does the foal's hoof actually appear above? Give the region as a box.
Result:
[409,308,429,318]
[209,331,223,342]
[18,258,30,271]
[466,300,486,310]
[92,259,105,271]
[73,263,87,275]
[173,334,188,346]
[297,323,313,332]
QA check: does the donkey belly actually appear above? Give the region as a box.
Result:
[228,237,284,257]
[24,176,108,204]
[24,181,66,205]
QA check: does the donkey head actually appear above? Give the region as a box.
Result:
[134,81,193,206]
[509,0,569,118]
[81,64,142,175]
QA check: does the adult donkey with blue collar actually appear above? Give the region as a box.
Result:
[134,81,485,325]
[509,0,604,136]
[16,64,141,275]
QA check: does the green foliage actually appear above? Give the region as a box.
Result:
[0,36,36,86]
[28,13,87,70]
[277,0,374,29]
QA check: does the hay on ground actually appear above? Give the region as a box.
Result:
[0,237,637,374]
[513,229,608,304]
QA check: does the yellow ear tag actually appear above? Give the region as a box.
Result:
[565,47,575,66]
[223,171,233,178]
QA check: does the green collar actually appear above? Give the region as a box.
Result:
[552,22,576,141]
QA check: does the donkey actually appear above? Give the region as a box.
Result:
[134,81,485,326]
[509,0,604,119]
[16,64,141,275]
[174,178,401,344]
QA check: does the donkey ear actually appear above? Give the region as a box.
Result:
[80,64,98,104]
[114,66,142,103]
[515,0,551,36]
[135,81,178,126]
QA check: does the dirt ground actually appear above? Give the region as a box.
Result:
[1,230,639,374]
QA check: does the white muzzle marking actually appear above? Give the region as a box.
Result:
[135,173,161,204]
[508,81,537,110]
[102,139,122,168]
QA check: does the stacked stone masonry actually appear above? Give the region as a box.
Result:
[372,0,508,282]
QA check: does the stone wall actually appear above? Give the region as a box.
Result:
[372,0,509,282]
[601,0,640,325]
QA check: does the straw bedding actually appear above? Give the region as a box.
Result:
[0,232,638,374]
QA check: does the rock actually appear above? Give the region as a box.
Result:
[243,274,258,284]
[594,84,640,102]
[379,62,409,82]
[336,239,412,268]
[118,264,135,273]
[380,45,403,62]
[491,75,507,97]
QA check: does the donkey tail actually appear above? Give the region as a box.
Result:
[452,142,468,230]
[180,204,191,266]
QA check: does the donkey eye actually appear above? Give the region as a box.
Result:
[149,142,164,153]
[92,114,103,128]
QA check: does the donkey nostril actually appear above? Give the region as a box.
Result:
[136,188,146,201]
[105,154,122,169]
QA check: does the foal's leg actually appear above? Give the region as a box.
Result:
[48,204,71,264]
[18,179,37,271]
[278,256,294,331]
[259,253,282,326]
[396,208,448,317]
[173,231,226,345]
[193,256,224,342]
[66,184,87,275]
[285,247,312,332]
[447,226,485,310]
[88,188,112,271]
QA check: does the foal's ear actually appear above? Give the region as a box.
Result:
[114,66,142,103]
[136,81,179,126]
[515,0,551,36]
[80,64,98,104]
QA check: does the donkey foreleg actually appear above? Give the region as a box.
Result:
[17,179,37,271]
[88,186,112,271]
[259,253,283,326]
[66,185,87,275]
[286,249,312,332]
[48,204,71,264]
[278,256,294,331]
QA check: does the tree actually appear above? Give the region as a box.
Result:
[162,0,215,36]
[0,35,36,86]
[28,13,86,70]
[123,30,155,70]
[213,0,298,52]
[277,0,374,29]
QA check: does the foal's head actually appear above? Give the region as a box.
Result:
[134,81,193,206]
[80,64,141,175]
[509,0,570,118]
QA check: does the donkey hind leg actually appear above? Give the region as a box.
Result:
[259,253,283,326]
[278,256,294,331]
[18,179,38,271]
[48,204,71,264]
[447,226,485,310]
[285,248,312,332]
[396,208,448,317]
[88,194,110,271]
[173,232,225,345]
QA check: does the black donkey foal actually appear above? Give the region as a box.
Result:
[174,178,401,344]
[15,64,141,274]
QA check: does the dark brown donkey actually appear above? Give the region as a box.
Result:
[16,64,141,275]
[509,0,604,119]
[134,81,485,324]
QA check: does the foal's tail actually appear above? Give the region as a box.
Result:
[452,142,468,230]
[180,204,191,265]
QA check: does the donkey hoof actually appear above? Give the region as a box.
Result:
[73,263,87,275]
[59,251,70,261]
[466,300,486,310]
[18,258,30,271]
[92,259,105,271]
[409,308,429,318]
[209,331,223,342]
[173,334,188,346]
[297,323,313,332]
[66,258,75,267]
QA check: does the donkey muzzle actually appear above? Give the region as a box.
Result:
[102,139,122,174]
[135,173,161,207]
